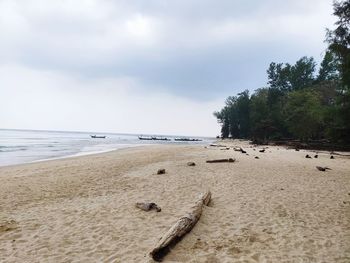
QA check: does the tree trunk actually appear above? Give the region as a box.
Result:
[149,191,211,261]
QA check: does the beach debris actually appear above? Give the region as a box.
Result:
[316,166,331,171]
[206,158,235,163]
[314,154,318,158]
[157,169,166,174]
[330,155,335,159]
[259,149,265,153]
[136,202,161,212]
[149,191,211,261]
[220,148,230,150]
[187,162,196,166]
[0,220,17,233]
[233,147,247,153]
[305,154,312,158]
[210,144,227,147]
[295,148,300,151]
[255,156,259,159]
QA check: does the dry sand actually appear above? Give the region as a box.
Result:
[0,141,350,262]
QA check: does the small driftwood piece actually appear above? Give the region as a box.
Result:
[149,191,211,261]
[136,202,161,212]
[316,166,331,172]
[187,162,196,166]
[206,158,235,163]
[157,169,166,174]
[209,144,227,147]
[259,149,265,153]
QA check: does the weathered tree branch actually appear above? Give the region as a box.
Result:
[149,190,211,261]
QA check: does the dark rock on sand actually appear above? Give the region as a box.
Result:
[157,169,166,174]
[136,202,161,212]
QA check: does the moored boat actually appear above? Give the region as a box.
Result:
[152,137,171,141]
[90,135,106,139]
[174,138,202,142]
[138,136,153,140]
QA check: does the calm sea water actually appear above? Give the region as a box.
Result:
[0,129,212,167]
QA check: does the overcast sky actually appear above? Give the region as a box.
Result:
[0,0,336,136]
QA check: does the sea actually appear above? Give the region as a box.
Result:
[0,129,213,167]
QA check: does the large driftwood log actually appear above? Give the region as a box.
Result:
[149,191,211,261]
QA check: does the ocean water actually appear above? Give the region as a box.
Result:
[0,129,212,167]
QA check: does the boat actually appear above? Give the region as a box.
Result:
[90,135,106,139]
[138,135,171,141]
[174,138,202,142]
[152,137,171,141]
[138,136,153,140]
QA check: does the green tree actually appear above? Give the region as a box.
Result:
[327,0,350,88]
[326,0,350,143]
[318,51,340,81]
[289,57,316,90]
[285,90,323,141]
[235,90,251,138]
[249,88,272,141]
[267,62,291,92]
[214,107,230,138]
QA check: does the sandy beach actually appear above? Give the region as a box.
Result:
[0,141,350,262]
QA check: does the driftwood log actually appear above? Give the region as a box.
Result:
[209,144,227,147]
[206,158,235,163]
[316,166,331,172]
[149,191,211,261]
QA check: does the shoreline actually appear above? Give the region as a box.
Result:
[0,144,155,170]
[1,141,349,262]
[27,144,151,166]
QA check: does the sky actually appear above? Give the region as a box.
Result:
[0,0,336,136]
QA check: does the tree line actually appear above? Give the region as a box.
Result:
[214,0,350,144]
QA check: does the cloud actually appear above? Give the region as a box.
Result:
[0,0,337,134]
